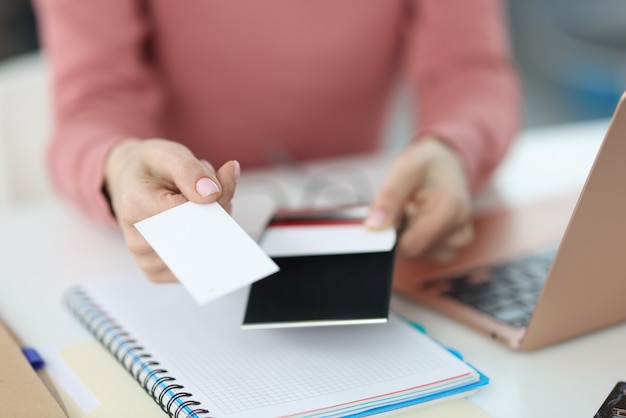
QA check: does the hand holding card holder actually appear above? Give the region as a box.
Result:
[243,205,397,329]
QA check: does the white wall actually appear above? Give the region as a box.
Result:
[0,52,53,207]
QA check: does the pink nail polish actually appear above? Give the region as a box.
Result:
[196,178,220,197]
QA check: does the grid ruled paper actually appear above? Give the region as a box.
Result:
[76,271,478,418]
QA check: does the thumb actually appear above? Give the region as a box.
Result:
[147,151,222,203]
[365,152,424,230]
[189,163,222,203]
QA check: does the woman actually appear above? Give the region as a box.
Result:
[35,0,521,282]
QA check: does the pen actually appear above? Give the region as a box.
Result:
[0,318,45,370]
[21,346,46,370]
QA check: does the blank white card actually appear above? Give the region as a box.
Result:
[135,202,279,305]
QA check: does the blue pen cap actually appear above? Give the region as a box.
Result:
[22,347,45,370]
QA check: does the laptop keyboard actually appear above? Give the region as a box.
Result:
[441,246,558,328]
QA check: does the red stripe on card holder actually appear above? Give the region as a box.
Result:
[269,219,364,227]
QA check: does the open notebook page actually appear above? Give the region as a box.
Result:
[69,271,479,418]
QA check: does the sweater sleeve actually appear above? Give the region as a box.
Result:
[34,0,164,226]
[407,0,522,194]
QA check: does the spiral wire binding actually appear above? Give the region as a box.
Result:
[64,286,213,418]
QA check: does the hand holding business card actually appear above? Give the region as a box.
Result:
[134,202,279,305]
[134,202,396,322]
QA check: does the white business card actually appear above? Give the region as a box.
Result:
[135,202,279,305]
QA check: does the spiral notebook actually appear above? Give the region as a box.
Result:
[64,270,488,418]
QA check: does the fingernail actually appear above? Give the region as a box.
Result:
[365,208,388,229]
[196,177,220,197]
[233,160,241,181]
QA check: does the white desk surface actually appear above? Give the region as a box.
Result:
[1,118,623,418]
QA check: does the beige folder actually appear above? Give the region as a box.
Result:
[0,319,67,417]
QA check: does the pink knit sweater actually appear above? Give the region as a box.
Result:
[35,0,521,225]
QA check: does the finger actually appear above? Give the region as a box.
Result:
[418,225,473,262]
[132,238,179,283]
[120,222,175,282]
[123,181,189,225]
[401,215,474,261]
[442,223,475,249]
[423,247,458,264]
[131,243,179,283]
[130,235,181,283]
[397,194,459,258]
[117,202,182,284]
[123,225,154,256]
[146,270,179,283]
[366,151,425,230]
[115,183,188,239]
[215,160,240,211]
[141,140,222,203]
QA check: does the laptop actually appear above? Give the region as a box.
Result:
[393,92,626,351]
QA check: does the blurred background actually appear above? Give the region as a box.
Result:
[0,0,625,206]
[509,0,626,126]
[0,0,626,127]
[0,0,37,63]
[2,0,625,128]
